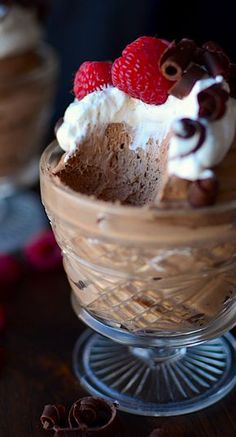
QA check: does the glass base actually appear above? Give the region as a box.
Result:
[0,191,46,253]
[73,329,236,416]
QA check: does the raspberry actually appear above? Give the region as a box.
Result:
[112,36,173,105]
[24,229,62,272]
[0,254,22,286]
[74,61,113,100]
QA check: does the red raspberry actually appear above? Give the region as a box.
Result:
[112,36,173,105]
[74,61,113,100]
[0,254,22,286]
[24,229,62,272]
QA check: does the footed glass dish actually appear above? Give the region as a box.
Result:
[40,142,236,416]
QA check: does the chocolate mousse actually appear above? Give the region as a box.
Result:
[40,36,236,333]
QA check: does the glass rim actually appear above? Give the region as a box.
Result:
[40,141,236,221]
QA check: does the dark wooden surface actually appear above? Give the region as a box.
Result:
[1,268,236,437]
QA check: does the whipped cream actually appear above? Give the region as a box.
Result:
[168,77,236,180]
[0,5,42,59]
[57,77,236,181]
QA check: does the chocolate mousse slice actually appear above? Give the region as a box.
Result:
[53,122,170,206]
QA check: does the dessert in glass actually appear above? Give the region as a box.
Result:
[0,0,57,252]
[40,37,236,415]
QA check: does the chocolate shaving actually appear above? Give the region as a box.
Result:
[41,397,120,437]
[40,405,66,430]
[202,41,224,53]
[228,63,236,98]
[202,41,230,78]
[198,83,229,120]
[68,397,117,432]
[188,176,219,207]
[172,118,206,158]
[169,63,206,99]
[160,38,197,81]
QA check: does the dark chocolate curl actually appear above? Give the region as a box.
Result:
[169,64,206,99]
[40,405,66,430]
[172,118,206,158]
[202,41,230,78]
[228,63,236,99]
[160,39,197,81]
[188,176,219,207]
[68,397,119,437]
[198,83,229,121]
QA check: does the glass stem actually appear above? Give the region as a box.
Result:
[130,345,187,365]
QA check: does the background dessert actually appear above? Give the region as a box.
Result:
[0,0,57,186]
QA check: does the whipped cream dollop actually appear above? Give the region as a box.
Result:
[57,77,236,181]
[0,5,42,59]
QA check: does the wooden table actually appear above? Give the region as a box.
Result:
[1,267,236,437]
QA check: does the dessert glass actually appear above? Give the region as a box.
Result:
[40,142,236,416]
[0,44,57,252]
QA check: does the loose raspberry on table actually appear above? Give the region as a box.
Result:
[0,254,22,286]
[24,229,62,272]
[112,36,173,105]
[74,61,113,100]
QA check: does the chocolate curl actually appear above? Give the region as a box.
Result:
[40,405,66,430]
[159,39,197,81]
[202,41,230,78]
[68,397,119,437]
[198,83,229,121]
[169,63,206,99]
[228,63,236,99]
[188,176,219,207]
[172,118,206,158]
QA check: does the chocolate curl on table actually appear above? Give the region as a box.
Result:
[169,63,206,99]
[159,38,197,81]
[172,118,206,158]
[41,405,66,430]
[68,397,119,437]
[202,41,230,78]
[198,83,229,120]
[188,176,219,207]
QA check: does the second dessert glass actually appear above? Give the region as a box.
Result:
[40,142,236,416]
[0,45,57,252]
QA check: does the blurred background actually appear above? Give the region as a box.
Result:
[46,0,236,133]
